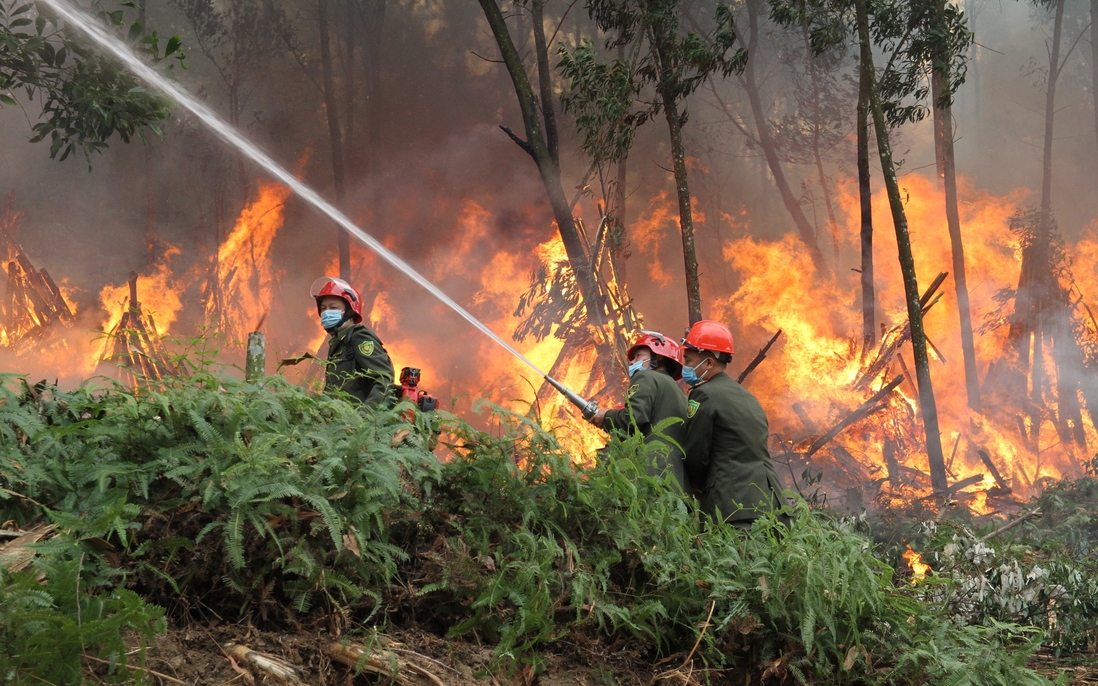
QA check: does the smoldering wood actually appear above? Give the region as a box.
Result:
[805,375,904,457]
[946,474,985,495]
[792,401,819,433]
[736,329,782,384]
[977,448,1013,495]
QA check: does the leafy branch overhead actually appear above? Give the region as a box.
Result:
[0,0,184,161]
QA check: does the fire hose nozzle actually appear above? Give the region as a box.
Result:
[544,375,599,420]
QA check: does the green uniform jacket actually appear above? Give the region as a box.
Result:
[603,368,689,491]
[324,324,394,407]
[683,371,782,523]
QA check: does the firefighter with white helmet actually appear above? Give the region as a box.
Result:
[311,277,394,407]
[680,320,783,527]
[589,330,689,491]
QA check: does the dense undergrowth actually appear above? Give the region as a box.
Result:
[0,369,1095,683]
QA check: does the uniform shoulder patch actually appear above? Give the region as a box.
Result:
[687,399,701,418]
[626,384,640,399]
[357,340,375,356]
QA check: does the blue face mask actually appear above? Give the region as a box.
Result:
[628,359,647,377]
[681,361,708,387]
[320,309,345,331]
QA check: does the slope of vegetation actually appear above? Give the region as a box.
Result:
[1,368,1095,683]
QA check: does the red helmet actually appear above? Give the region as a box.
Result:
[683,320,734,360]
[310,276,363,323]
[628,330,684,380]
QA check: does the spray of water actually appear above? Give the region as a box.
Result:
[37,0,564,386]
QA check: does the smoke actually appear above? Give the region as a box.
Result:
[3,0,1098,473]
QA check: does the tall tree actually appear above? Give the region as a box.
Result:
[855,0,949,494]
[857,51,875,352]
[584,0,746,324]
[476,0,607,325]
[923,0,981,411]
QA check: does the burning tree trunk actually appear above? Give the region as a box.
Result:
[931,18,981,412]
[856,0,948,495]
[476,0,607,327]
[857,33,875,353]
[742,0,825,274]
[318,0,351,281]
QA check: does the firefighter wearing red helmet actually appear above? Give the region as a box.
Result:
[311,277,394,407]
[589,331,689,491]
[680,320,784,527]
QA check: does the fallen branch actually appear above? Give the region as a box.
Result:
[736,329,782,384]
[327,642,444,686]
[977,449,1011,494]
[224,644,306,684]
[947,474,984,495]
[82,654,188,686]
[653,601,716,684]
[981,508,1041,541]
[806,376,904,457]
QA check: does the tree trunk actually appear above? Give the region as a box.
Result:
[801,18,839,267]
[856,0,948,495]
[658,76,703,325]
[1041,0,1065,212]
[612,152,629,283]
[743,0,825,271]
[932,22,981,412]
[318,0,351,281]
[476,0,606,325]
[857,24,875,353]
[531,0,559,167]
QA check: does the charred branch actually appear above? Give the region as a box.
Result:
[806,375,904,457]
[737,329,782,384]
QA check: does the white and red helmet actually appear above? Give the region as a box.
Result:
[310,277,363,323]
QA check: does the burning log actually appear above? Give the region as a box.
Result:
[976,448,1013,496]
[805,375,905,457]
[0,212,77,348]
[946,474,985,495]
[737,329,782,384]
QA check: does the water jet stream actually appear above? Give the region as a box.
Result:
[39,0,596,413]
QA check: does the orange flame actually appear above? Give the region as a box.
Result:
[902,544,931,581]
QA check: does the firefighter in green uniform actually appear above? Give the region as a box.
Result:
[311,277,394,407]
[680,320,784,527]
[589,331,690,491]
